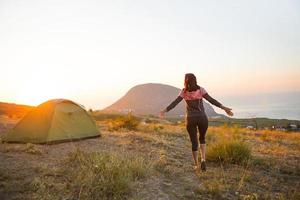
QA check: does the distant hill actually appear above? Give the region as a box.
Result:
[0,102,34,118]
[104,83,223,118]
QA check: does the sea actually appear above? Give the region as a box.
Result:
[217,91,300,121]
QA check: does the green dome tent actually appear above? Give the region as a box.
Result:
[2,99,100,144]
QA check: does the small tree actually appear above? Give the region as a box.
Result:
[249,114,258,130]
[252,118,258,130]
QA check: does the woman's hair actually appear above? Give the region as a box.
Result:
[184,73,200,92]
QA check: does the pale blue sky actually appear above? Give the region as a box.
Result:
[0,0,299,108]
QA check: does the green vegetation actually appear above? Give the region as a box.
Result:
[159,115,300,130]
[207,140,251,164]
[93,112,300,131]
[109,114,140,131]
[208,117,300,130]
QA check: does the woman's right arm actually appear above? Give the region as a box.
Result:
[166,96,183,112]
[160,96,183,118]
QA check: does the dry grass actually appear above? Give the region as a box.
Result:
[0,119,299,199]
[1,143,42,155]
[31,149,153,200]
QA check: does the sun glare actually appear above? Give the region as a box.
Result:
[15,75,66,106]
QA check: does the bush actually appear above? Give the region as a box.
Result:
[207,140,251,164]
[110,114,140,130]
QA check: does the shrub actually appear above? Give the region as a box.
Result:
[207,140,251,164]
[110,114,140,130]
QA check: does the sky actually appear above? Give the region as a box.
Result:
[0,0,299,109]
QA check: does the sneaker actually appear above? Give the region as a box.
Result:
[193,165,199,170]
[200,161,206,171]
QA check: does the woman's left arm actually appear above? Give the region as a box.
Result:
[203,93,233,116]
[203,93,222,108]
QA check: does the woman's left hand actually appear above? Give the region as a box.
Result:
[221,106,234,116]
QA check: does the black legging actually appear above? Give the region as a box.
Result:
[186,115,208,151]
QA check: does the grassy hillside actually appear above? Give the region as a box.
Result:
[0,115,299,199]
[0,102,34,118]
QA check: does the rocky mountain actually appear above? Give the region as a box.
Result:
[104,83,223,118]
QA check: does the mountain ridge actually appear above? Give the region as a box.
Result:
[104,83,223,118]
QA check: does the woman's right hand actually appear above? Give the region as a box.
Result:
[159,109,166,119]
[221,106,234,117]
